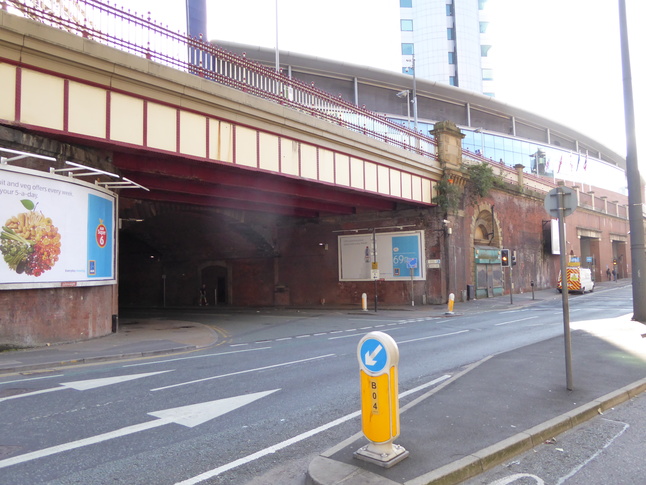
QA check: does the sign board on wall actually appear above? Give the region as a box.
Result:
[550,219,566,255]
[0,164,116,289]
[338,231,425,281]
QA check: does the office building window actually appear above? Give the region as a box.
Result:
[401,19,413,31]
[447,28,454,40]
[446,4,453,15]
[448,52,456,64]
[482,68,494,80]
[481,45,492,57]
[449,76,457,86]
[402,43,414,55]
[400,0,412,7]
[480,21,489,33]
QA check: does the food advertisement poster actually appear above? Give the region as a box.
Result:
[338,231,425,281]
[0,165,116,288]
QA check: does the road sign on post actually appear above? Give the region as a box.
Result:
[354,331,409,468]
[545,186,576,391]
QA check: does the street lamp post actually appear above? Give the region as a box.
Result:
[618,0,646,323]
[395,90,411,130]
[411,55,418,134]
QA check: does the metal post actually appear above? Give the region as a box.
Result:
[558,187,574,390]
[412,56,418,142]
[410,268,414,306]
[618,0,646,323]
[509,266,513,304]
[162,274,166,308]
[274,0,280,72]
[373,228,378,312]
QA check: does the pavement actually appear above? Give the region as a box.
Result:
[1,280,645,485]
[0,317,221,373]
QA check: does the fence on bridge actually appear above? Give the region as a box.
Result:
[4,0,438,160]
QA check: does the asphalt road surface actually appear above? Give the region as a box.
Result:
[0,284,636,484]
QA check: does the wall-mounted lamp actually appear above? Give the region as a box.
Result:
[318,242,328,250]
[439,219,452,235]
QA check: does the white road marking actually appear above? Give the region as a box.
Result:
[0,390,279,469]
[0,371,172,403]
[174,375,452,485]
[0,374,64,386]
[151,354,336,391]
[555,420,629,485]
[328,327,406,340]
[494,316,540,326]
[123,347,271,367]
[489,474,545,485]
[398,329,469,344]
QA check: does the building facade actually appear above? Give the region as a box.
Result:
[399,0,494,94]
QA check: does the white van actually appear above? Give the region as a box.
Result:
[558,266,594,293]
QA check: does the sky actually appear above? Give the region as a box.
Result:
[133,0,644,174]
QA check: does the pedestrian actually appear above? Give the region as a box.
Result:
[612,268,617,282]
[606,267,612,281]
[199,283,208,306]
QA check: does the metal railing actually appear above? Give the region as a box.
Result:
[4,0,437,159]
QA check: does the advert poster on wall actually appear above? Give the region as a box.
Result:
[338,230,425,281]
[0,165,116,288]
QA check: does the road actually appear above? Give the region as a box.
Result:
[0,284,635,484]
[462,392,646,485]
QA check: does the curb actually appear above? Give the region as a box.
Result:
[0,344,200,374]
[307,377,646,485]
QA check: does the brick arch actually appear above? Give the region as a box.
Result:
[468,203,503,283]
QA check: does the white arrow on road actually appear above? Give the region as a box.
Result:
[0,388,280,469]
[0,371,173,403]
[365,344,383,366]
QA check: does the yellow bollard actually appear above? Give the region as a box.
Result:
[361,292,368,311]
[447,293,455,314]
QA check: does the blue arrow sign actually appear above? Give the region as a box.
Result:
[360,338,388,374]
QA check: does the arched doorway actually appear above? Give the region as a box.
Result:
[471,207,503,298]
[201,264,228,305]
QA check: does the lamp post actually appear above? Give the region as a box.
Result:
[411,55,418,134]
[404,55,419,149]
[395,90,410,129]
[618,0,646,323]
[274,0,280,72]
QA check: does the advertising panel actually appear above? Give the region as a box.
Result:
[0,164,116,288]
[338,231,425,281]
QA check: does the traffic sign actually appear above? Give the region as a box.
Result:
[358,332,398,375]
[544,186,577,218]
[360,339,387,373]
[355,332,408,467]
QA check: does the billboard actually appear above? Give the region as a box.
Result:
[0,164,116,288]
[338,230,425,281]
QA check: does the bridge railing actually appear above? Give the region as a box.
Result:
[4,0,437,160]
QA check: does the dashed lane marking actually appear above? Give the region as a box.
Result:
[226,316,446,347]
